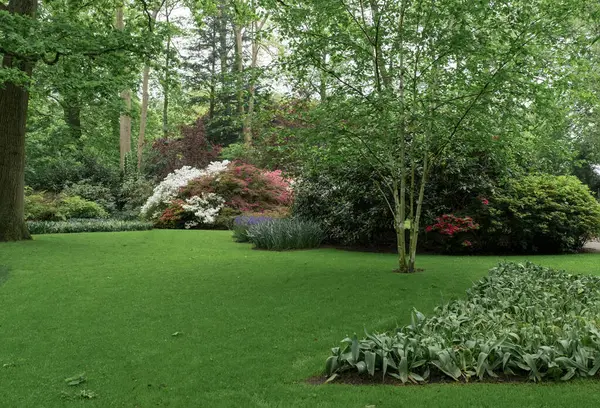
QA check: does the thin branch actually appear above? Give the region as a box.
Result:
[340,0,375,46]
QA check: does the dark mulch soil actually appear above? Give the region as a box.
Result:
[306,372,549,386]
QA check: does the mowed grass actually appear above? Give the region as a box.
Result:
[1,231,600,407]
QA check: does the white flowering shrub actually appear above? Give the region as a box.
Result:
[140,161,230,220]
[181,193,225,228]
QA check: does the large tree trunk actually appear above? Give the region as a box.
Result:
[116,7,132,171]
[0,0,37,242]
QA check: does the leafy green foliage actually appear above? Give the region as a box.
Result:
[482,175,600,253]
[327,262,600,383]
[62,180,117,213]
[293,164,394,247]
[27,219,153,235]
[58,196,109,220]
[116,176,154,220]
[247,218,324,250]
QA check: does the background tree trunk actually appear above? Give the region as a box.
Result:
[62,94,83,154]
[138,64,150,170]
[0,0,37,242]
[233,23,245,133]
[137,6,161,170]
[116,6,132,171]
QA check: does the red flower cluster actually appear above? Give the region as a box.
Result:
[481,197,489,205]
[425,214,479,237]
[157,199,186,228]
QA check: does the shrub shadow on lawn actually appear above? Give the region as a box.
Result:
[0,265,10,287]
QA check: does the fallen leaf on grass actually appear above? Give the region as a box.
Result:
[64,373,86,386]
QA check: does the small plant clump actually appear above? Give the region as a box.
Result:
[326,262,600,383]
[246,218,324,250]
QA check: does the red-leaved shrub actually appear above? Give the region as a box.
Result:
[181,161,292,215]
[149,117,222,179]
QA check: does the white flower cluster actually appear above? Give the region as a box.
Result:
[140,160,230,219]
[182,193,225,227]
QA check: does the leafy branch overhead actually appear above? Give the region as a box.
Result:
[0,8,159,67]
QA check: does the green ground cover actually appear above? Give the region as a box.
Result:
[1,230,600,407]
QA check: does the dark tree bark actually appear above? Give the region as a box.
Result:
[0,0,37,242]
[62,94,83,153]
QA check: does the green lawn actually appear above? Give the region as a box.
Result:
[1,230,600,407]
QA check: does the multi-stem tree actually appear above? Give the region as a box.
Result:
[270,0,588,272]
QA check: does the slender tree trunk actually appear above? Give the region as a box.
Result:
[0,0,37,242]
[138,7,162,168]
[319,52,327,101]
[218,0,228,95]
[138,64,150,170]
[408,160,429,271]
[163,35,171,137]
[242,19,260,145]
[233,22,245,134]
[116,6,132,171]
[209,21,217,119]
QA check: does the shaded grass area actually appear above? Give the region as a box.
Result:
[1,230,600,407]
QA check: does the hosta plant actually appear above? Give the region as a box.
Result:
[326,262,600,383]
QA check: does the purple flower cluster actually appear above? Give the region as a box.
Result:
[233,215,273,226]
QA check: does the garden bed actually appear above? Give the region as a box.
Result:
[325,262,600,383]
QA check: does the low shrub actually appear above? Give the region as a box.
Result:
[247,218,324,250]
[481,174,600,253]
[25,190,61,221]
[27,219,153,234]
[326,262,600,383]
[62,180,117,213]
[57,196,108,220]
[117,176,155,219]
[25,190,107,221]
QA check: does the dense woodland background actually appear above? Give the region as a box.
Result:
[3,0,600,269]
